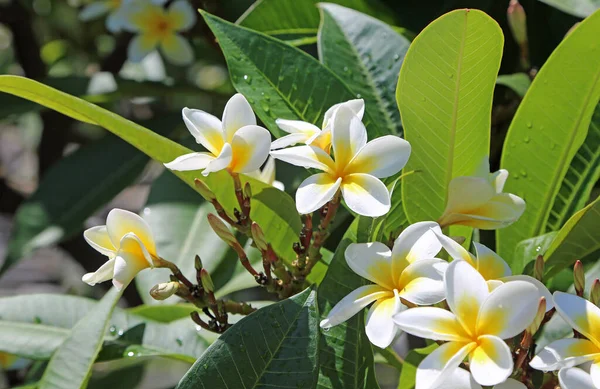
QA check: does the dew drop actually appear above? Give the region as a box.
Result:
[343,66,349,73]
[261,101,270,113]
[448,73,454,79]
[243,75,252,84]
[109,325,117,335]
[526,121,533,128]
[520,169,528,177]
[393,54,400,61]
[421,97,426,102]
[278,75,284,82]
[117,329,124,336]
[143,207,151,215]
[523,136,530,143]
[175,338,183,346]
[127,351,135,357]
[535,246,542,252]
[356,93,362,99]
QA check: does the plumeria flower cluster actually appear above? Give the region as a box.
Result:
[271,101,411,217]
[320,221,554,389]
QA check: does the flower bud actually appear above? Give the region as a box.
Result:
[251,222,268,251]
[244,182,252,199]
[194,255,203,272]
[534,254,544,282]
[194,179,216,202]
[507,0,527,46]
[207,213,238,247]
[591,279,600,307]
[574,260,585,297]
[200,268,214,293]
[527,297,546,336]
[149,281,180,300]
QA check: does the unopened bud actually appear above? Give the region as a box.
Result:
[534,255,544,282]
[200,269,214,293]
[207,213,238,246]
[244,182,252,199]
[194,255,203,271]
[251,222,268,251]
[194,179,216,201]
[591,279,600,307]
[574,260,585,297]
[150,281,180,300]
[507,0,527,46]
[527,297,546,336]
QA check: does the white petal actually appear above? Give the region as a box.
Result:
[445,368,483,389]
[272,180,285,191]
[296,174,341,214]
[559,367,596,389]
[346,136,411,178]
[500,275,554,311]
[365,294,404,348]
[83,226,116,257]
[164,152,214,172]
[392,222,443,265]
[79,2,111,21]
[167,0,196,30]
[82,258,116,286]
[106,9,125,33]
[473,156,491,178]
[469,335,513,386]
[493,378,527,389]
[491,169,509,193]
[222,94,256,143]
[270,133,311,150]
[270,145,335,173]
[127,35,158,63]
[323,99,365,129]
[433,229,477,267]
[119,233,154,267]
[345,242,395,290]
[259,156,276,185]
[106,209,156,256]
[160,34,194,66]
[445,260,489,337]
[590,362,600,388]
[181,108,224,155]
[393,307,470,342]
[229,125,272,173]
[554,291,600,344]
[340,173,390,217]
[416,341,476,389]
[112,250,150,291]
[275,118,321,135]
[473,242,512,279]
[320,285,391,328]
[476,280,538,339]
[530,338,600,371]
[202,143,232,176]
[399,259,447,305]
[331,105,367,168]
[443,193,526,230]
[443,176,495,216]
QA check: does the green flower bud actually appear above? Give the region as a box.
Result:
[150,281,180,300]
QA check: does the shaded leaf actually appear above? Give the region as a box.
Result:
[176,287,319,389]
[512,232,557,274]
[537,0,600,18]
[397,9,503,223]
[318,3,410,135]
[496,72,531,97]
[0,322,69,360]
[201,10,389,139]
[397,344,438,389]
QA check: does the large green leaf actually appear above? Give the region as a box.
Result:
[546,103,600,232]
[397,9,503,223]
[537,0,600,18]
[38,288,122,389]
[497,10,600,258]
[176,287,319,389]
[316,218,380,389]
[0,322,69,360]
[397,344,438,389]
[0,294,211,363]
[201,11,388,139]
[0,75,301,268]
[238,0,395,35]
[544,196,600,276]
[318,3,409,136]
[3,132,152,273]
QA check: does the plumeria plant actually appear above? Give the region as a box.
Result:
[0,1,599,389]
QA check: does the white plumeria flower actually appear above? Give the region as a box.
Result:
[530,291,600,387]
[79,0,166,33]
[559,367,596,389]
[164,94,271,176]
[246,156,284,191]
[436,368,527,389]
[320,222,447,348]
[393,260,539,389]
[437,157,525,230]
[271,99,364,151]
[121,0,196,65]
[433,230,553,311]
[271,105,410,217]
[82,209,158,291]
